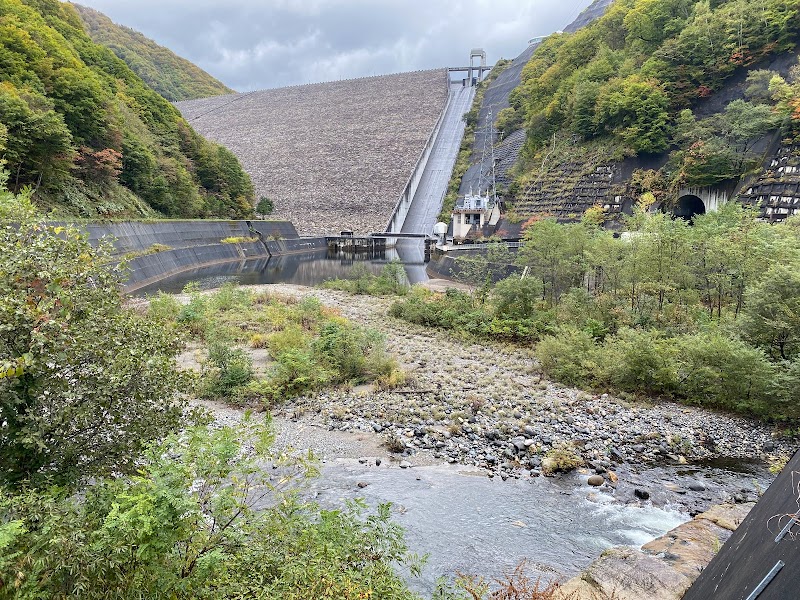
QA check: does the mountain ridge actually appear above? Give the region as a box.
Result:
[0,0,253,219]
[72,3,233,102]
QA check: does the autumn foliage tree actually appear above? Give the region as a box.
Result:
[0,0,254,218]
[0,179,186,487]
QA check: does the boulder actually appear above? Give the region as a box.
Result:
[557,503,754,600]
[687,480,706,492]
[557,547,692,600]
[587,474,605,486]
[642,503,752,579]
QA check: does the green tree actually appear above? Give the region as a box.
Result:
[517,219,590,305]
[0,189,186,487]
[674,331,774,413]
[744,69,780,103]
[741,262,800,360]
[595,75,671,153]
[257,195,274,216]
[491,276,543,319]
[688,204,767,319]
[623,0,697,54]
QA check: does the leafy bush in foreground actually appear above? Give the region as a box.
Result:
[0,184,186,488]
[0,421,424,600]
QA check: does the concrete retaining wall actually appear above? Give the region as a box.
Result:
[426,247,521,282]
[67,219,316,292]
[124,242,266,292]
[75,220,298,256]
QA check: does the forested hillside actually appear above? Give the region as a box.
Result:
[496,0,800,212]
[0,0,253,218]
[73,4,233,102]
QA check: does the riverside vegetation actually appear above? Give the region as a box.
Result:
[1,182,567,599]
[390,204,800,423]
[148,281,408,406]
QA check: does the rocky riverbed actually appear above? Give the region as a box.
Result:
[181,284,795,514]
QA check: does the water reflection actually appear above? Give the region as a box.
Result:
[132,245,425,296]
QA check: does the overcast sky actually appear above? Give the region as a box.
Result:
[74,0,594,91]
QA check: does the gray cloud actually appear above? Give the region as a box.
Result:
[75,0,593,91]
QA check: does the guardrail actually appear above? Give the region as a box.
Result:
[386,71,453,234]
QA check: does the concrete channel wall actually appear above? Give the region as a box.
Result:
[426,246,521,282]
[386,73,453,234]
[69,219,322,292]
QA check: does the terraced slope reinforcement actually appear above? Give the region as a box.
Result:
[177,70,448,236]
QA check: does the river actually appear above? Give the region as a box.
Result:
[309,458,769,592]
[133,236,442,296]
[146,258,774,595]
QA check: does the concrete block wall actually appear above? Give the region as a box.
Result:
[124,241,266,292]
[77,220,299,256]
[62,219,311,292]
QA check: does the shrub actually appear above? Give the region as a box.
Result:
[249,333,269,348]
[268,324,310,356]
[674,331,775,415]
[267,348,330,401]
[293,296,324,330]
[176,291,208,336]
[146,291,181,322]
[208,283,250,312]
[536,328,596,387]
[491,276,544,320]
[313,321,394,384]
[202,343,254,399]
[0,422,422,600]
[0,214,186,488]
[594,328,677,395]
[375,368,408,391]
[542,444,584,475]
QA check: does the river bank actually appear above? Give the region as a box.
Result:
[174,283,792,514]
[170,282,792,591]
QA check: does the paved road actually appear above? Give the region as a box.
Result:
[397,82,475,282]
